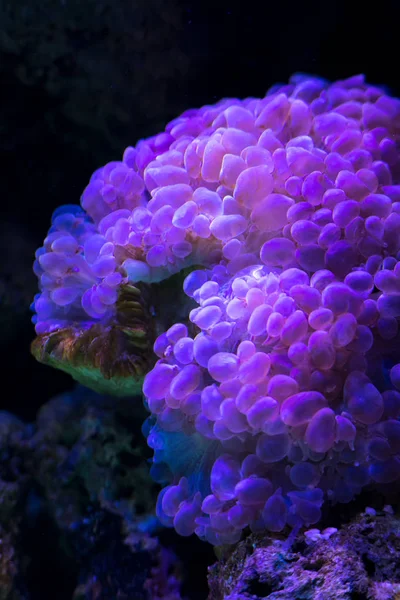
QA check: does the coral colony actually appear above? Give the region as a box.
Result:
[32,74,400,546]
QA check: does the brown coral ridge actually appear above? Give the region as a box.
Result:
[31,282,156,396]
[208,510,400,600]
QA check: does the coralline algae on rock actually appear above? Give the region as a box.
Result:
[208,510,400,600]
[32,74,400,544]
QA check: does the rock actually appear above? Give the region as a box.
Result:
[208,510,400,600]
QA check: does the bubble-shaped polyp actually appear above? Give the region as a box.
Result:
[33,73,400,543]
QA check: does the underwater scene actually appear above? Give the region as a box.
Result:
[1,0,400,598]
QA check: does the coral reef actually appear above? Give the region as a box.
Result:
[29,386,188,599]
[70,511,183,600]
[31,73,400,547]
[0,386,188,598]
[207,508,400,600]
[30,385,156,530]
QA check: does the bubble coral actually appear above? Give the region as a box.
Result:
[32,73,400,544]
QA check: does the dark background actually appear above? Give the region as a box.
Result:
[1,0,400,420]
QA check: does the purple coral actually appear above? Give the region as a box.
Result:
[141,74,400,544]
[32,73,400,544]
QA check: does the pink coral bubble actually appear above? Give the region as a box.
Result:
[266,312,285,337]
[279,268,310,291]
[281,391,327,426]
[192,306,222,329]
[237,340,256,361]
[193,187,222,218]
[285,176,303,197]
[255,93,290,131]
[210,215,248,241]
[235,478,273,505]
[335,415,356,444]
[310,269,335,291]
[201,494,223,515]
[308,330,335,369]
[322,188,346,209]
[365,216,384,239]
[312,207,332,226]
[288,342,309,365]
[172,201,198,228]
[146,245,167,267]
[325,240,359,278]
[222,128,257,154]
[247,304,273,336]
[302,171,328,206]
[143,364,177,400]
[287,201,314,223]
[208,352,239,382]
[296,245,325,271]
[267,375,299,401]
[286,146,324,177]
[236,384,258,413]
[173,337,194,364]
[260,238,296,266]
[246,397,279,428]
[332,200,360,228]
[335,170,370,201]
[288,489,323,525]
[174,494,203,537]
[256,432,290,463]
[211,455,241,501]
[377,294,400,318]
[389,364,400,390]
[369,458,400,484]
[374,270,400,295]
[201,384,223,420]
[274,295,295,316]
[211,321,234,341]
[238,352,271,384]
[220,398,248,433]
[234,165,274,209]
[305,408,336,453]
[246,287,265,311]
[262,493,288,532]
[357,299,379,325]
[291,220,321,245]
[51,287,79,306]
[290,463,318,488]
[321,283,353,315]
[219,154,247,189]
[201,139,226,182]
[251,193,294,232]
[318,223,341,248]
[280,310,308,345]
[377,317,398,340]
[361,193,392,218]
[344,270,374,295]
[290,285,321,313]
[226,297,248,320]
[348,325,374,352]
[314,112,348,137]
[344,371,384,425]
[193,334,218,368]
[329,313,357,348]
[162,479,189,517]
